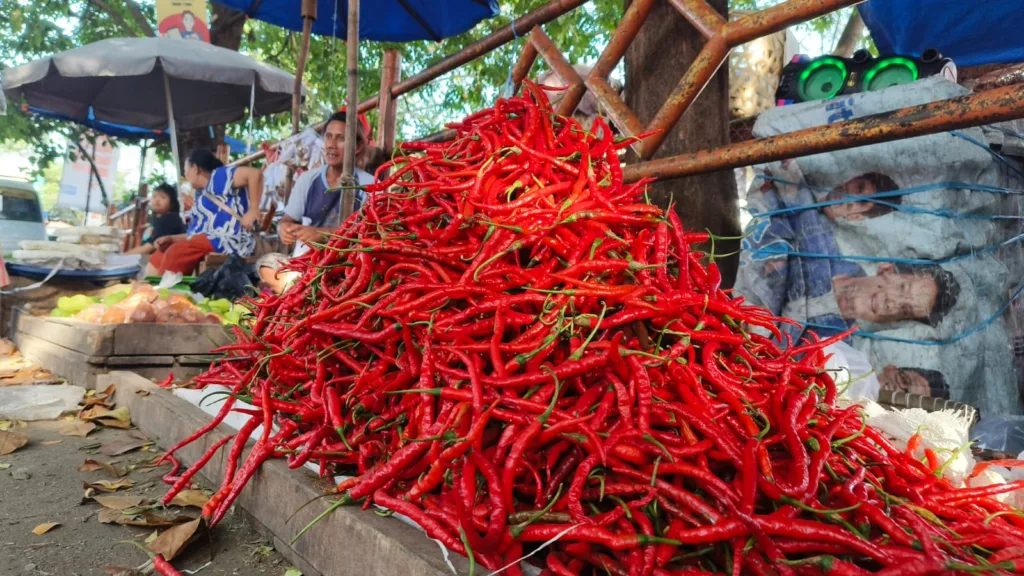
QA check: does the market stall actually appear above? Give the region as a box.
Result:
[8,1,1024,575]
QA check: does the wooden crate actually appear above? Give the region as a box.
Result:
[11,308,231,389]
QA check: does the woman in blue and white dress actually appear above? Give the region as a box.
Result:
[147,149,263,275]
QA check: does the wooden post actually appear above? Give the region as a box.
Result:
[130,184,149,251]
[340,0,360,220]
[376,50,402,157]
[292,0,317,134]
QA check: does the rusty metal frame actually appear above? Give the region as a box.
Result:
[230,0,1024,193]
[510,0,864,159]
[622,82,1024,182]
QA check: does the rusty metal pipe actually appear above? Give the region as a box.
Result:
[590,0,656,79]
[623,83,1024,183]
[725,0,862,46]
[638,35,729,158]
[529,28,587,117]
[390,0,590,99]
[376,49,402,155]
[231,0,589,167]
[586,76,645,141]
[669,0,726,39]
[511,39,540,92]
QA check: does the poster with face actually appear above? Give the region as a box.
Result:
[156,0,210,42]
[735,76,1024,416]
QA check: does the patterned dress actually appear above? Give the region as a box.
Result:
[186,166,255,256]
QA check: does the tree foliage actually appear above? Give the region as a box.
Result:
[1,0,859,179]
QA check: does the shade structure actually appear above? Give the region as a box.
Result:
[27,105,165,140]
[2,36,302,131]
[213,0,499,42]
[859,1,1024,67]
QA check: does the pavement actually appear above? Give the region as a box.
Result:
[0,419,297,576]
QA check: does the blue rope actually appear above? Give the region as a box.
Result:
[746,126,1024,347]
[501,20,522,98]
[804,278,1024,346]
[752,176,1024,221]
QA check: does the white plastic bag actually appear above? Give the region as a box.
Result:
[825,341,880,402]
[0,385,86,421]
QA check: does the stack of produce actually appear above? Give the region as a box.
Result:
[52,283,248,325]
[159,87,1024,575]
[14,226,136,270]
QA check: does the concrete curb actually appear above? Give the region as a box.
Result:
[103,371,468,576]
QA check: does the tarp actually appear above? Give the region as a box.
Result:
[213,0,499,42]
[860,1,1024,67]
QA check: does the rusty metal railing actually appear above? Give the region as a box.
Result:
[231,0,1024,187]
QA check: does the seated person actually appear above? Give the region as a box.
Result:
[279,111,373,247]
[126,183,185,255]
[147,148,263,276]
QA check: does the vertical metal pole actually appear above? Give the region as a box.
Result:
[341,0,360,219]
[83,139,95,226]
[293,0,317,135]
[163,73,181,181]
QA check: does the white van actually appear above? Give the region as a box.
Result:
[0,178,47,255]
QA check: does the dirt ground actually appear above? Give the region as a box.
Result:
[0,420,296,576]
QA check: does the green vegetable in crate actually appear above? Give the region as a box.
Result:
[102,291,128,306]
[50,308,73,318]
[57,294,94,314]
[208,298,232,314]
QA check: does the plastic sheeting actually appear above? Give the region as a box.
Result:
[860,1,1024,67]
[213,0,499,43]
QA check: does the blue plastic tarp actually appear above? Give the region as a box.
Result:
[29,106,164,140]
[213,0,499,42]
[860,1,1024,67]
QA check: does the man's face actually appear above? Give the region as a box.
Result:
[323,120,346,169]
[822,177,878,221]
[835,264,938,324]
[879,365,932,396]
[183,13,194,30]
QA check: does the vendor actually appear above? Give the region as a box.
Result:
[126,183,185,256]
[278,111,373,246]
[147,149,263,275]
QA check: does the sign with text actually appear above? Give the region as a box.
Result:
[58,135,119,214]
[156,0,210,42]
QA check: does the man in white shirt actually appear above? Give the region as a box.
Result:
[278,111,374,245]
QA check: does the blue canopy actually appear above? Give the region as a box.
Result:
[28,106,164,140]
[860,1,1024,67]
[213,0,499,42]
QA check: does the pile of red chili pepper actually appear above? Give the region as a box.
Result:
[158,84,1024,575]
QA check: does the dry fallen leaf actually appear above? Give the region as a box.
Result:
[118,510,197,528]
[149,518,202,561]
[81,406,132,429]
[60,420,96,437]
[93,495,144,510]
[100,439,146,457]
[41,440,63,446]
[79,459,125,477]
[0,462,10,470]
[97,508,123,524]
[32,522,60,535]
[135,390,150,397]
[0,430,28,455]
[168,490,209,508]
[83,396,114,408]
[85,478,134,492]
[144,530,159,545]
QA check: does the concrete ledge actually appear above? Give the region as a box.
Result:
[103,371,467,576]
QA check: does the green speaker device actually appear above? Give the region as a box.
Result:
[775,49,957,105]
